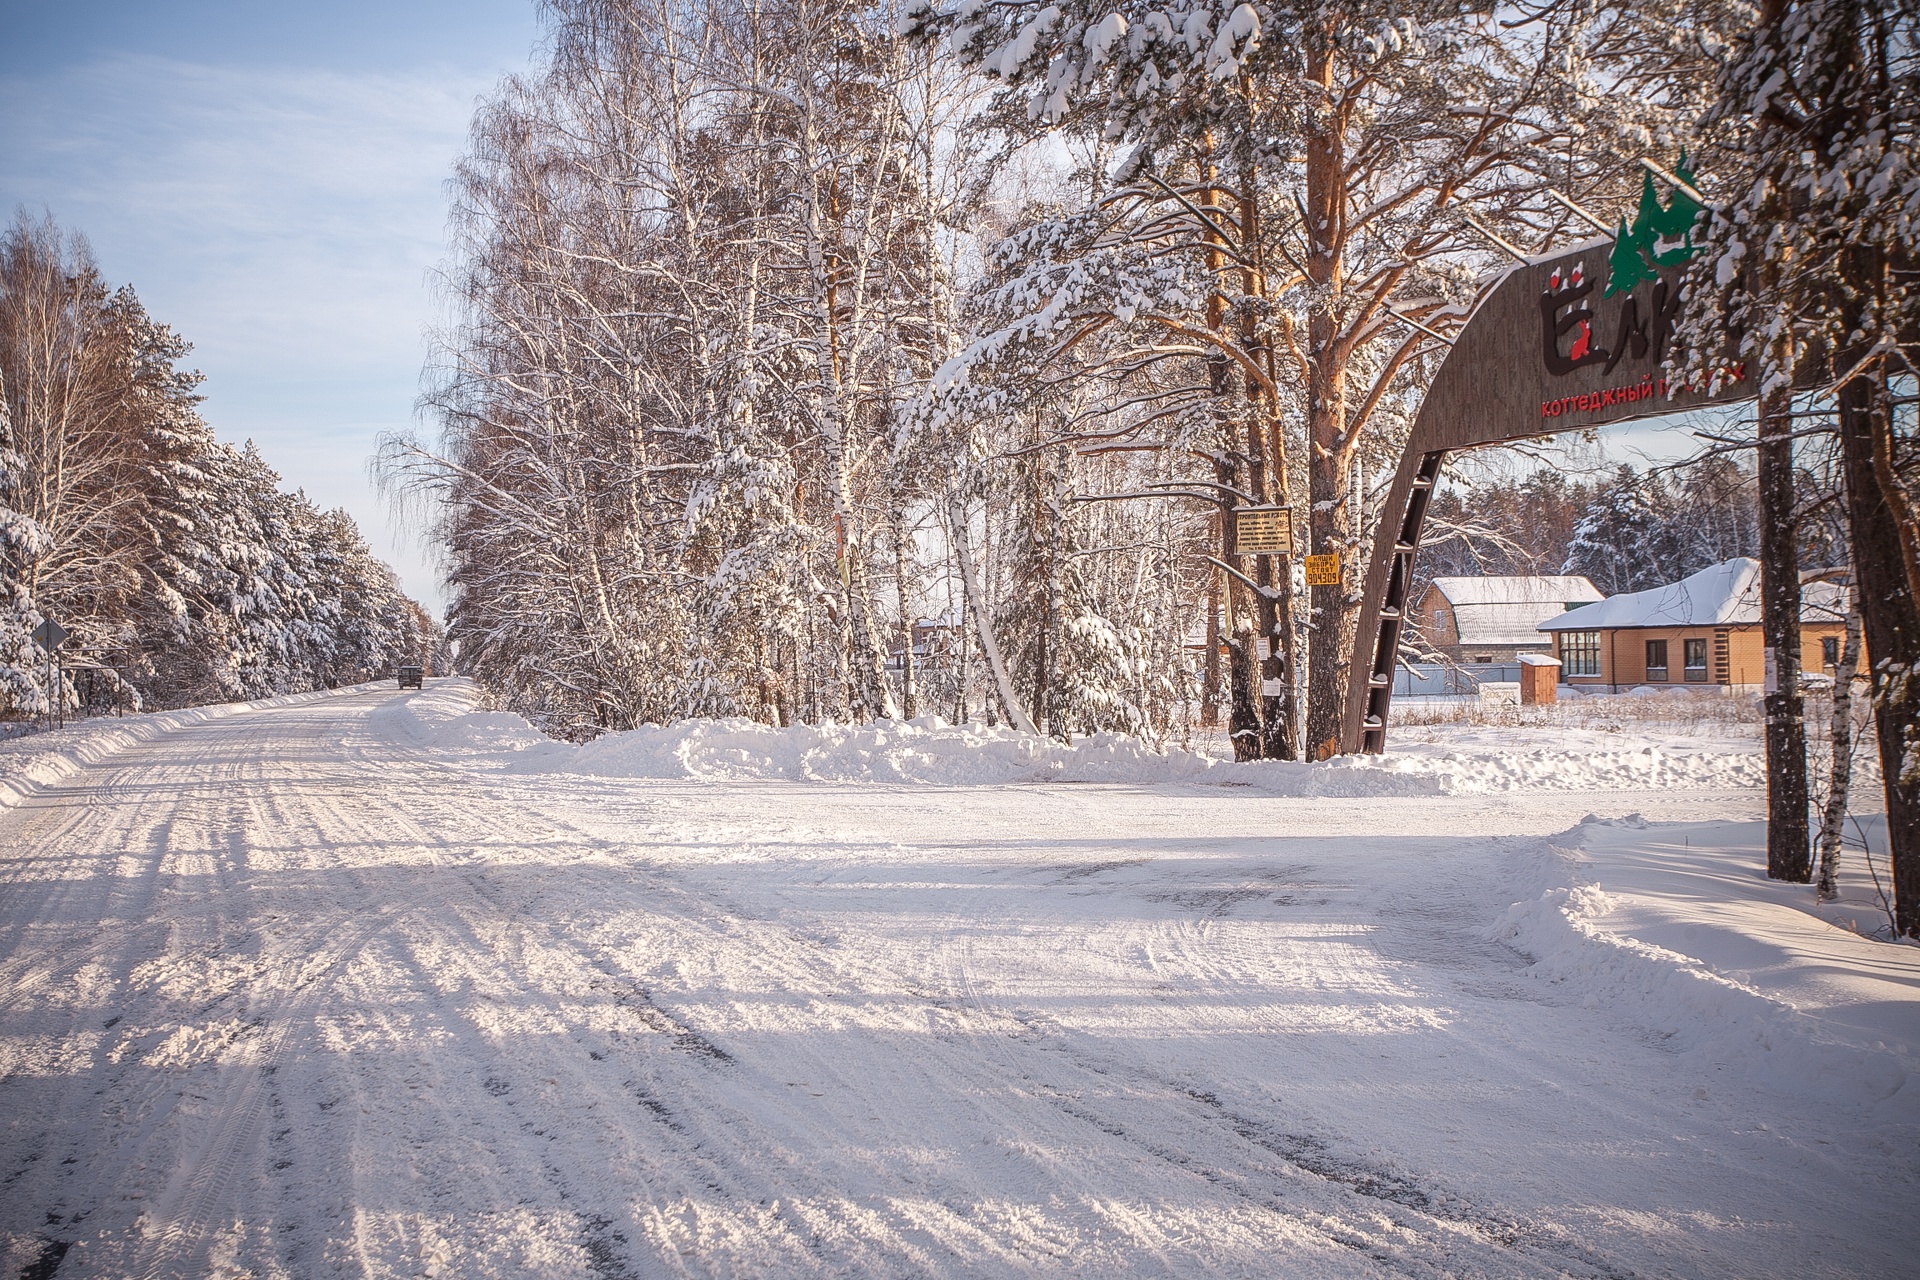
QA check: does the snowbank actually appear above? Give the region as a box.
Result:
[0,683,384,816]
[374,681,1766,795]
[1493,818,1915,1107]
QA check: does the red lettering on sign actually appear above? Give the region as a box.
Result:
[1540,375,1679,420]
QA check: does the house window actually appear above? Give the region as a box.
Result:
[1684,637,1708,681]
[1645,639,1668,681]
[1560,631,1601,677]
[1823,636,1840,668]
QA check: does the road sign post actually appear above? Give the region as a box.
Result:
[32,619,69,652]
[32,619,70,732]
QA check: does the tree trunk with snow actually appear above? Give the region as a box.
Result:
[1214,452,1263,763]
[1837,365,1920,937]
[1202,540,1222,729]
[1300,30,1354,761]
[948,490,1038,736]
[1756,377,1809,881]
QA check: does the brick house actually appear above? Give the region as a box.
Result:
[1536,557,1849,691]
[1407,575,1605,663]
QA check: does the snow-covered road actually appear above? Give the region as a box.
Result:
[2,685,1915,1278]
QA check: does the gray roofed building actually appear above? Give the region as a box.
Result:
[1408,575,1605,663]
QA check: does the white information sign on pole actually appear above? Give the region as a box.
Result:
[1232,506,1293,556]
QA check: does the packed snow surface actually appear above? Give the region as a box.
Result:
[1,680,1914,1278]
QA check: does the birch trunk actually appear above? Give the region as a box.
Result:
[1042,439,1070,738]
[801,115,899,721]
[948,490,1038,735]
[1816,596,1863,901]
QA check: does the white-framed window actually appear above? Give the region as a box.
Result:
[1683,636,1708,681]
[1560,631,1601,677]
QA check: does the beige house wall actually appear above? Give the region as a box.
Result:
[1553,623,1849,689]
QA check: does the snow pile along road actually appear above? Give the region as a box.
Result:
[1495,819,1913,1106]
[370,681,1766,794]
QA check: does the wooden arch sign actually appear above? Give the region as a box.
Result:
[1342,237,1763,754]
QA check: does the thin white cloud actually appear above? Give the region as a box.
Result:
[4,53,482,366]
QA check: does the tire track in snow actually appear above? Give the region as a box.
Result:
[301,717,773,1277]
[134,900,417,1280]
[352,817,895,1275]
[485,785,1360,1274]
[1,691,414,1276]
[0,723,264,1266]
[378,778,1129,1276]
[931,856,1644,1279]
[0,734,184,1005]
[327,729,995,1275]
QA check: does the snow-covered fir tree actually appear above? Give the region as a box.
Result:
[0,213,437,719]
[0,364,50,716]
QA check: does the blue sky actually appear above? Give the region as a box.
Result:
[0,0,543,613]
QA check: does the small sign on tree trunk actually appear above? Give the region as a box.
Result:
[1304,553,1341,586]
[1232,506,1293,555]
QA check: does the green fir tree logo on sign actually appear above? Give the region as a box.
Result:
[1605,156,1704,297]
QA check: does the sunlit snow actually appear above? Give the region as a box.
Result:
[1,681,1914,1277]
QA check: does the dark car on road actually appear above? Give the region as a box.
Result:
[397,665,424,689]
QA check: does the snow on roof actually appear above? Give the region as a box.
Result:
[1537,558,1849,632]
[1424,575,1604,647]
[1429,576,1604,607]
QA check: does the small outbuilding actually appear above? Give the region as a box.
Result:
[1408,575,1606,663]
[1517,652,1561,704]
[1535,557,1849,691]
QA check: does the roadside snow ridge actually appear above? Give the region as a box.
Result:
[366,681,1763,795]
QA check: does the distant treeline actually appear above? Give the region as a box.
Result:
[0,214,440,718]
[1417,457,1848,597]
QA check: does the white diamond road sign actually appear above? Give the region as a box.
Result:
[32,619,70,651]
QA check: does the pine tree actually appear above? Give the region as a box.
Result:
[1680,0,1920,927]
[1562,466,1668,596]
[0,365,50,716]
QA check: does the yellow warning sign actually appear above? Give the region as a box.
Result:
[1304,553,1341,586]
[1232,506,1293,555]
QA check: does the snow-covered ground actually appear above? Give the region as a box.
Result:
[1,681,1914,1277]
